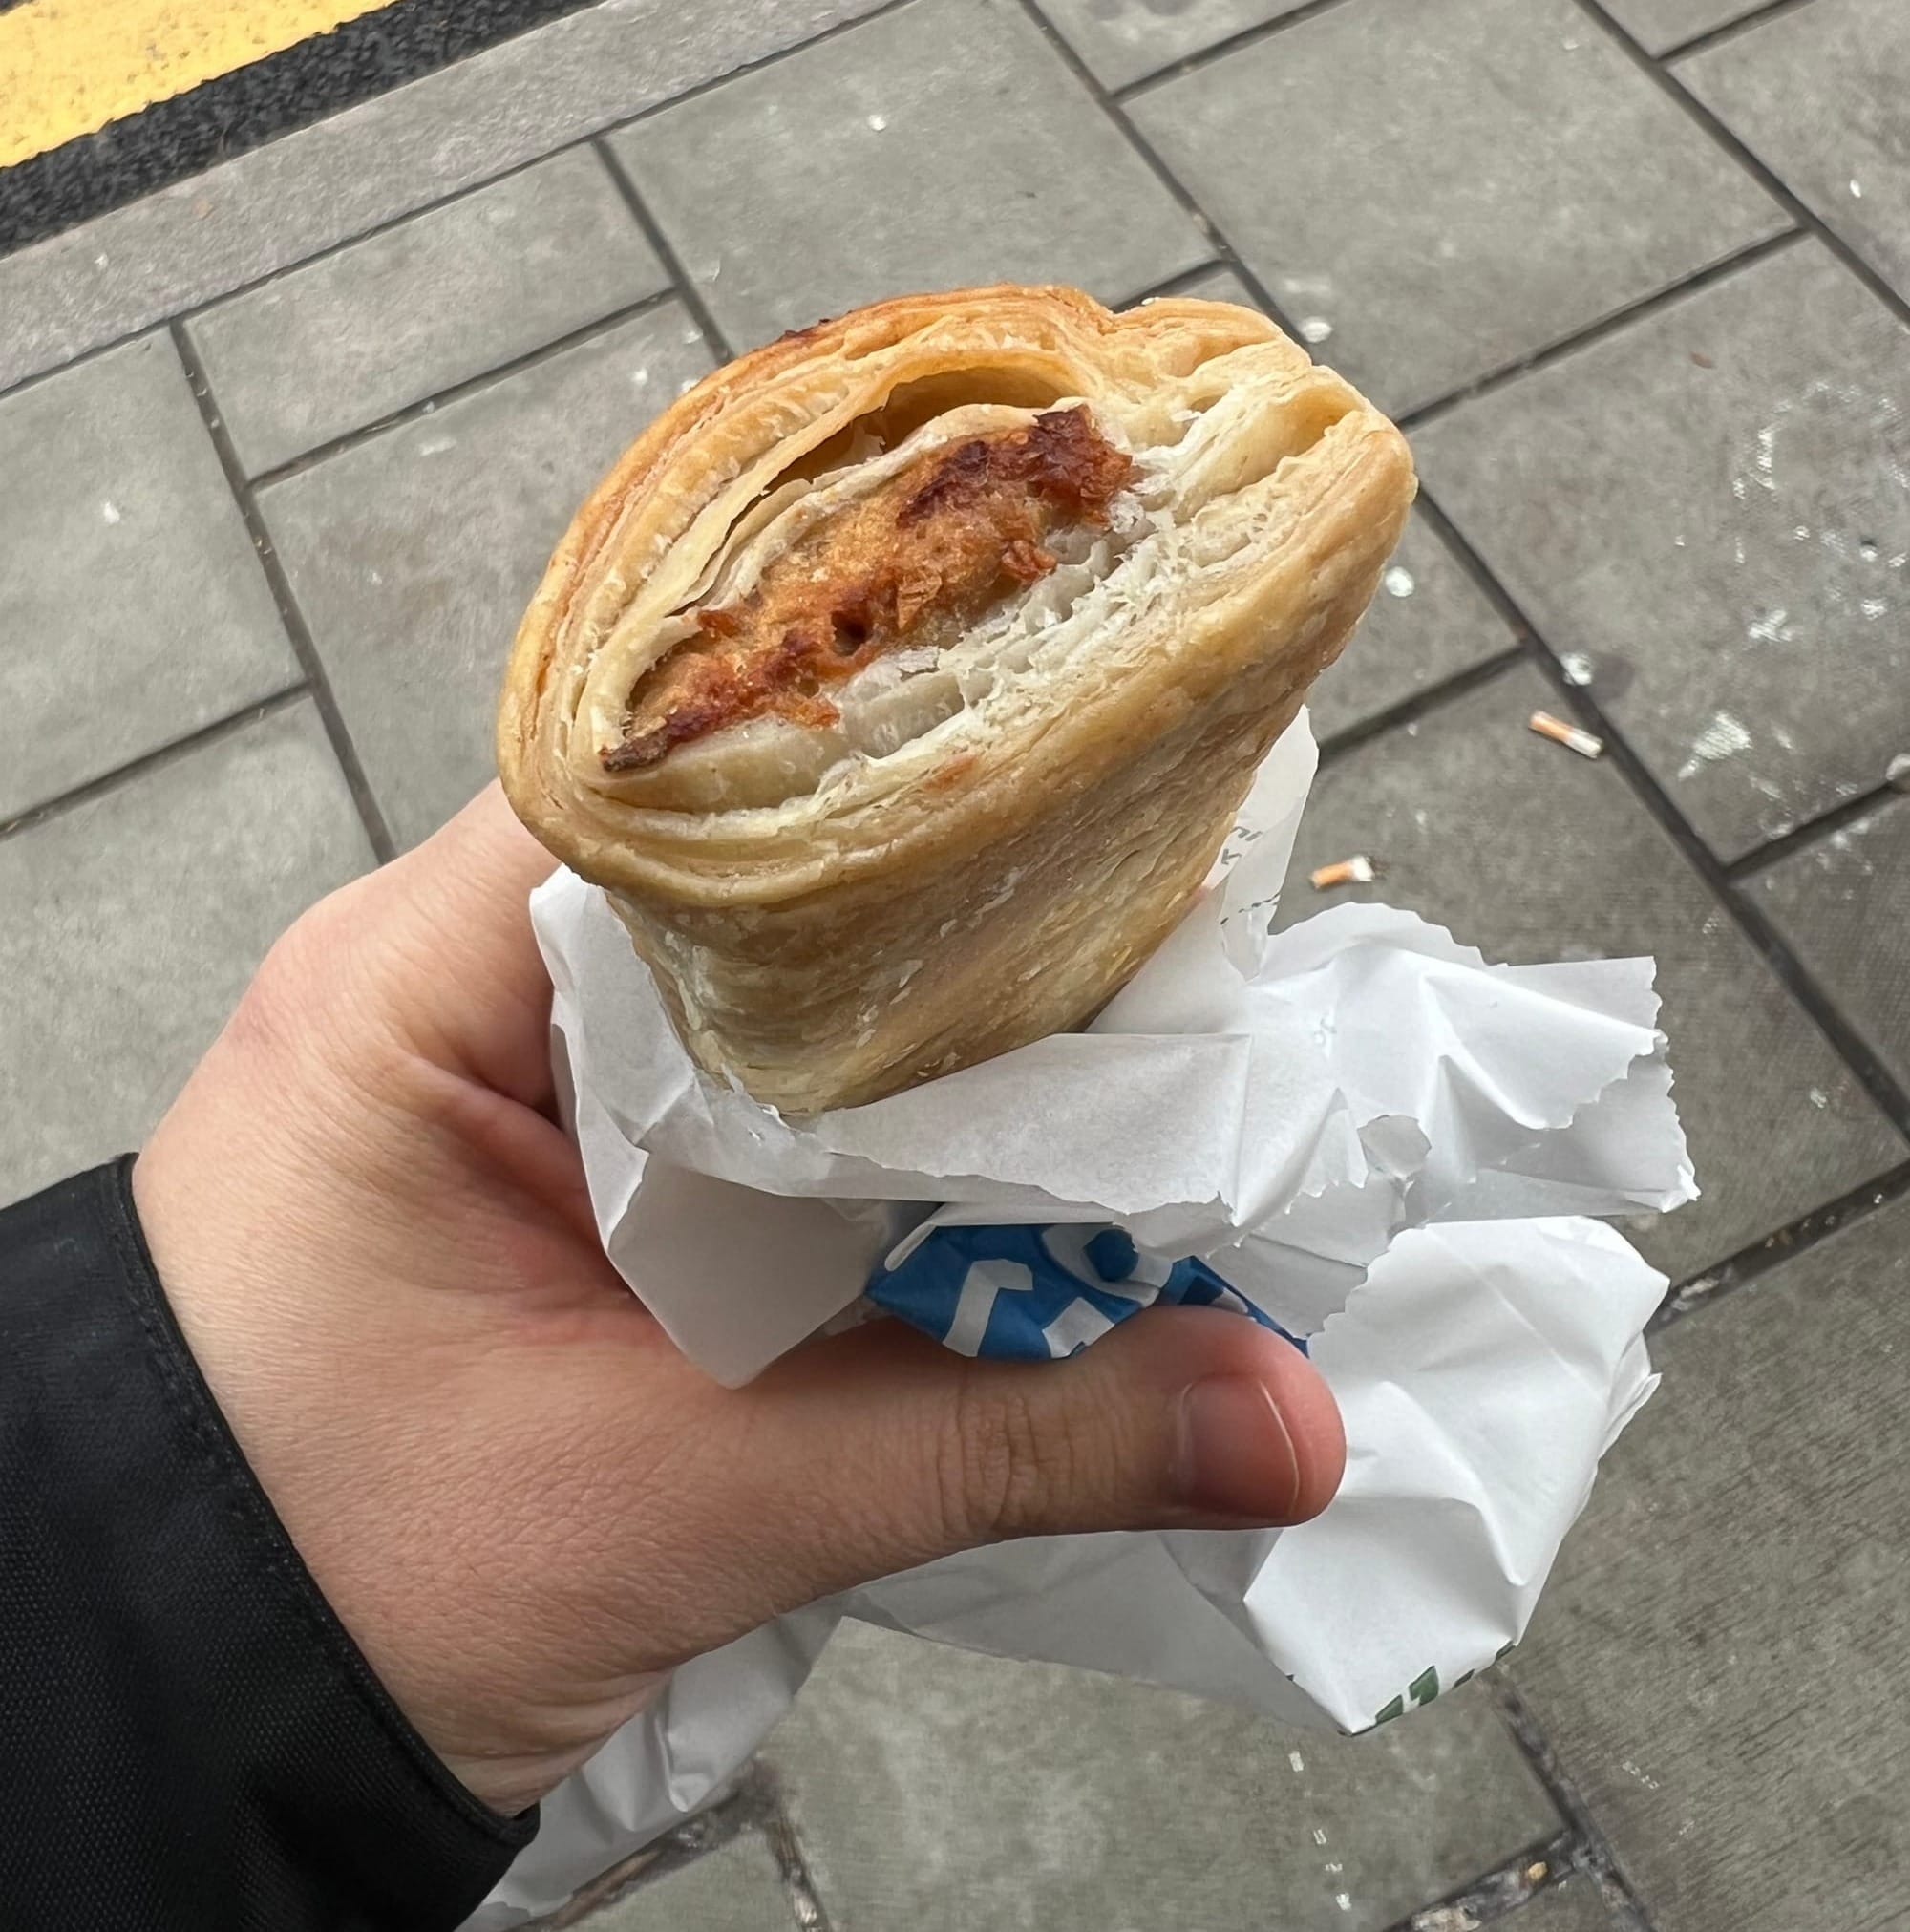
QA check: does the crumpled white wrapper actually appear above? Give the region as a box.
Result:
[469,713,1694,1928]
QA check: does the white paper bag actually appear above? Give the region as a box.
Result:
[469,713,1694,1927]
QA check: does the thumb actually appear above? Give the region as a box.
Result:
[708,1306,1345,1603]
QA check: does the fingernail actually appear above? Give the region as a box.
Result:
[1177,1377,1303,1523]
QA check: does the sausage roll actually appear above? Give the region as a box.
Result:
[499,285,1414,1114]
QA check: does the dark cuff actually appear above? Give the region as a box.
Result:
[0,1158,535,1932]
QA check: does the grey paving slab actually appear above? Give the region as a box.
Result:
[0,332,297,824]
[1128,0,1788,415]
[1156,266,1520,739]
[1280,661,1905,1282]
[1312,510,1521,743]
[0,703,372,1211]
[187,148,668,478]
[571,1833,795,1929]
[0,0,886,393]
[1599,0,1772,56]
[259,306,711,849]
[763,1622,1558,1932]
[1680,0,1910,304]
[1506,1194,1910,1932]
[1415,241,1910,863]
[611,0,1210,352]
[1166,265,1256,308]
[1037,0,1312,91]
[1509,1877,1621,1932]
[1751,795,1910,1093]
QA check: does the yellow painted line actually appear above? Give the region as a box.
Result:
[1,0,405,170]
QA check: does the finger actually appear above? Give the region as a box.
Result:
[336,785,562,1104]
[394,783,559,1006]
[693,1306,1346,1606]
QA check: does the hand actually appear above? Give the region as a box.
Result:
[133,786,1344,1818]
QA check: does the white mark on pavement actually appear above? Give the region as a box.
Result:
[1753,421,1778,488]
[1810,1089,1829,1110]
[1851,179,1864,198]
[1561,652,1595,685]
[1288,1751,1305,1773]
[1383,565,1415,598]
[1748,607,1793,644]
[866,112,888,130]
[1679,711,1752,779]
[1299,316,1334,344]
[1695,711,1752,759]
[100,500,120,524]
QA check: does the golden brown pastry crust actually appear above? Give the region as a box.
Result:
[499,284,1414,1114]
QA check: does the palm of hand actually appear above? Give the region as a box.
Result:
[135,788,1342,1817]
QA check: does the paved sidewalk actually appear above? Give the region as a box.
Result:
[3,1,1907,1927]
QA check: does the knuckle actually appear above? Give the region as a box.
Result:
[223,880,393,1081]
[939,1378,1090,1547]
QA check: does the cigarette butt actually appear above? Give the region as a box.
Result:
[1310,855,1376,889]
[1529,710,1605,759]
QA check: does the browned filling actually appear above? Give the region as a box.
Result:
[602,406,1136,774]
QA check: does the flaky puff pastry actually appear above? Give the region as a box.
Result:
[499,285,1414,1114]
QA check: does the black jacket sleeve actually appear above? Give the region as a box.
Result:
[0,1159,536,1932]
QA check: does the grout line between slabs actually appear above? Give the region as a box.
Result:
[1517,632,1910,1138]
[1397,228,1804,433]
[1656,0,1823,63]
[1382,477,1910,1143]
[1112,0,1362,100]
[0,687,308,846]
[1485,1679,1658,1932]
[1035,20,1900,1918]
[244,284,684,490]
[171,322,397,862]
[1725,778,1904,880]
[1129,257,1226,301]
[593,141,735,361]
[755,1767,836,1932]
[1313,648,1530,762]
[1383,1828,1581,1931]
[1576,0,1910,337]
[526,1763,824,1929]
[0,140,573,409]
[1008,0,1319,351]
[1653,1159,1910,1329]
[0,0,918,404]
